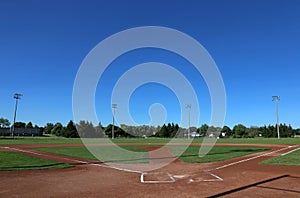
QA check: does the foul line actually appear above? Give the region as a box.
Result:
[216,145,296,170]
[0,146,142,174]
[281,147,300,156]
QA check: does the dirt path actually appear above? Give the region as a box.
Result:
[0,143,299,197]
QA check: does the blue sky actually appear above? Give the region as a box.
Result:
[1,0,300,128]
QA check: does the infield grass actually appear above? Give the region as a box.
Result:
[170,146,269,163]
[261,148,300,166]
[0,151,71,170]
[36,146,149,164]
[36,145,268,164]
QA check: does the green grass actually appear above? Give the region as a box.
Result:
[0,137,83,144]
[36,145,269,164]
[170,146,269,163]
[0,151,72,170]
[1,137,299,145]
[36,146,149,164]
[261,148,300,166]
[215,138,300,145]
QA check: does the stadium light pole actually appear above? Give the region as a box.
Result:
[11,93,22,138]
[186,104,191,139]
[272,96,280,139]
[112,104,117,139]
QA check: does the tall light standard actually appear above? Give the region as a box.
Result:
[186,104,191,139]
[272,96,280,139]
[11,93,22,137]
[112,104,117,139]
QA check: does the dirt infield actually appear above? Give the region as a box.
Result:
[0,143,300,197]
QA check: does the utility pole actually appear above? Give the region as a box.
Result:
[11,93,22,138]
[186,104,191,139]
[112,104,117,139]
[272,96,280,139]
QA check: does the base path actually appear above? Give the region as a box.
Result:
[0,143,299,197]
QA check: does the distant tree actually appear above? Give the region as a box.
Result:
[51,122,64,136]
[63,120,79,138]
[44,123,54,134]
[233,124,247,138]
[198,124,209,136]
[154,124,169,138]
[25,122,33,128]
[95,122,105,138]
[104,124,129,138]
[14,122,26,128]
[220,126,232,138]
[76,120,96,138]
[246,126,259,138]
[0,118,10,128]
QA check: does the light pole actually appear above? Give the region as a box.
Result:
[272,96,280,139]
[112,104,117,139]
[186,104,191,139]
[11,93,22,138]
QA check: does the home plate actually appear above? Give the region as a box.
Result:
[141,172,175,183]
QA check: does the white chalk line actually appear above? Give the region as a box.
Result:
[5,145,294,184]
[1,146,222,183]
[0,146,142,174]
[216,145,296,170]
[188,172,224,183]
[281,147,300,156]
[140,172,175,183]
[0,146,223,183]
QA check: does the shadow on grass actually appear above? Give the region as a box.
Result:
[0,163,71,170]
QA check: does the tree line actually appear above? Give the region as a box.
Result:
[0,117,299,138]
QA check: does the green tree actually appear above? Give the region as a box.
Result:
[198,124,209,136]
[51,122,64,136]
[26,122,33,128]
[220,126,232,137]
[0,118,10,128]
[104,124,129,138]
[44,123,54,134]
[233,124,247,138]
[14,122,26,128]
[95,123,105,138]
[156,124,168,138]
[63,120,78,138]
[76,120,96,138]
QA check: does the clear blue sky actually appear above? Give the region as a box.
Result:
[1,0,300,128]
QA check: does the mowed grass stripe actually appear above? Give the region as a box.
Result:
[36,146,149,164]
[0,151,72,170]
[261,149,300,166]
[37,145,269,164]
[170,146,269,163]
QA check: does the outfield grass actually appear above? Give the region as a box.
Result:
[36,145,269,164]
[1,137,299,145]
[216,138,300,145]
[36,146,149,164]
[170,146,269,163]
[0,151,72,170]
[261,148,300,166]
[0,137,83,144]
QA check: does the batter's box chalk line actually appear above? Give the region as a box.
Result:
[140,172,175,183]
[188,171,223,183]
[140,171,223,184]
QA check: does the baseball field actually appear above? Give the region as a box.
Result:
[1,137,300,197]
